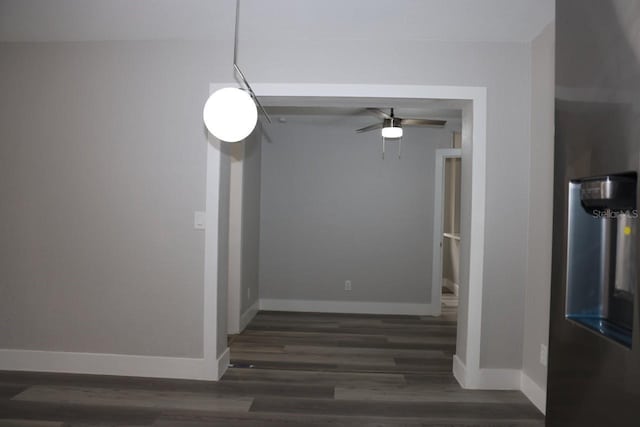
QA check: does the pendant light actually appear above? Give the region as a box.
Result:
[203,0,270,143]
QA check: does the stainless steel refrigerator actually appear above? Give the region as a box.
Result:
[548,0,640,425]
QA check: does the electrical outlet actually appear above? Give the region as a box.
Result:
[540,344,548,367]
[344,280,352,291]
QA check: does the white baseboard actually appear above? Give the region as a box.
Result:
[452,354,468,387]
[452,354,520,389]
[0,349,214,380]
[259,298,434,316]
[521,372,546,414]
[216,347,230,380]
[239,300,260,332]
[443,278,459,297]
[454,355,546,414]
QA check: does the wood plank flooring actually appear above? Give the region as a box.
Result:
[0,293,544,426]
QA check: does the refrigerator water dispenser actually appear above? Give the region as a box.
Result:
[565,173,637,348]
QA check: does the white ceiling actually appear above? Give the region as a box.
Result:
[0,0,554,43]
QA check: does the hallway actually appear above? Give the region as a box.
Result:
[222,296,543,426]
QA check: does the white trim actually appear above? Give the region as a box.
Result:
[452,354,468,387]
[239,300,260,332]
[521,372,546,414]
[465,93,487,375]
[432,148,462,316]
[0,349,209,380]
[202,137,222,380]
[259,298,434,316]
[216,347,231,380]
[454,355,546,415]
[452,355,520,389]
[473,368,522,390]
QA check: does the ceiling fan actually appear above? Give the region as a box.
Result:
[356,108,447,158]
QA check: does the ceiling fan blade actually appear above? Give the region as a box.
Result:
[355,123,384,133]
[366,108,392,120]
[400,118,447,127]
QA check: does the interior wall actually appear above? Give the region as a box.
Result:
[227,143,244,333]
[522,22,555,391]
[241,128,262,314]
[239,39,534,369]
[0,41,221,358]
[0,27,554,375]
[227,126,261,332]
[259,117,455,307]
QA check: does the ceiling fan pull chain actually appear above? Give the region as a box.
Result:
[398,136,403,159]
[382,136,386,159]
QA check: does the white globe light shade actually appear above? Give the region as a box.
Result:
[381,126,403,139]
[203,87,258,143]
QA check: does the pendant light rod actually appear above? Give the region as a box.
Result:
[233,0,240,65]
[234,63,271,123]
[232,0,271,124]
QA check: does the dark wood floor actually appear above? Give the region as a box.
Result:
[0,294,544,426]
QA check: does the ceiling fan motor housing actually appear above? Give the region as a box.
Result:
[383,118,402,129]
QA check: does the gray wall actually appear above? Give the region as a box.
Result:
[0,41,218,357]
[227,127,261,332]
[241,130,262,313]
[259,117,454,305]
[0,27,555,374]
[227,143,244,332]
[522,22,555,390]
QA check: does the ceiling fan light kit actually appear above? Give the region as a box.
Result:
[202,0,270,143]
[381,122,403,139]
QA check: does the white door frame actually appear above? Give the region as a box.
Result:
[431,148,462,317]
[205,83,487,384]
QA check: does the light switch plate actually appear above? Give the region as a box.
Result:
[194,211,206,230]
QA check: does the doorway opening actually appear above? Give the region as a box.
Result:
[204,84,487,384]
[431,142,462,316]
